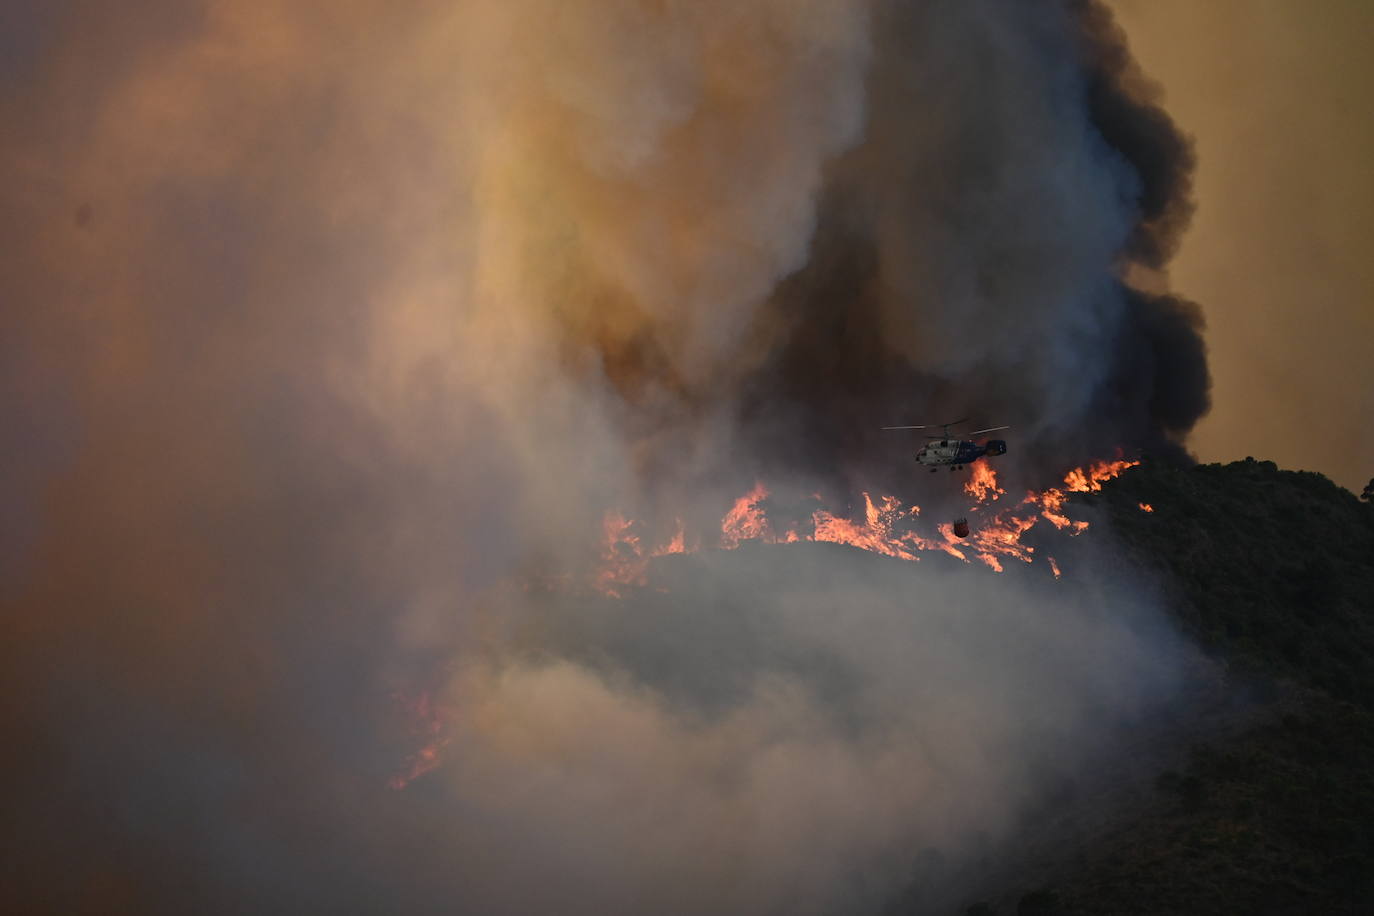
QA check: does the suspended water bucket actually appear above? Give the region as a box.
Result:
[952,518,970,539]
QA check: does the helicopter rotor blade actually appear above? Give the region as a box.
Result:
[883,418,972,431]
[968,426,1010,436]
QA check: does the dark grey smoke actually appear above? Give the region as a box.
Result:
[718,0,1210,500]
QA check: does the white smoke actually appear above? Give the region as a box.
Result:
[429,546,1186,915]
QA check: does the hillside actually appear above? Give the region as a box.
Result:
[958,459,1374,915]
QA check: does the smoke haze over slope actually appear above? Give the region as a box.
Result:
[2,1,1208,912]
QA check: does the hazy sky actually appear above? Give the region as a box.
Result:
[1110,0,1374,491]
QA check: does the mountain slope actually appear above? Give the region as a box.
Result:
[964,459,1374,916]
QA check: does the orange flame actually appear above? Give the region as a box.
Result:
[1034,488,1090,534]
[589,457,1141,590]
[1063,458,1139,493]
[389,690,450,790]
[652,518,688,555]
[963,461,1005,503]
[813,493,928,561]
[720,482,771,548]
[596,511,649,597]
[1036,488,1072,529]
[969,512,1037,570]
[1138,502,1154,513]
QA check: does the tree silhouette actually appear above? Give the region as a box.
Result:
[1362,478,1373,502]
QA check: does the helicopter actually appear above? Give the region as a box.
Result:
[881,418,1010,473]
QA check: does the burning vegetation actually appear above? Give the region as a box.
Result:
[594,459,1139,595]
[388,690,451,791]
[394,457,1143,790]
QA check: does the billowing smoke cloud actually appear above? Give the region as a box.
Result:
[426,548,1188,916]
[1,1,1207,913]
[726,0,1208,500]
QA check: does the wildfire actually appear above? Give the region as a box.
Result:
[589,459,1141,596]
[1033,488,1090,534]
[652,520,688,554]
[1063,458,1139,493]
[596,511,649,598]
[720,482,772,548]
[936,522,970,561]
[812,493,932,561]
[394,458,1139,787]
[963,461,1005,503]
[969,511,1038,571]
[388,690,450,790]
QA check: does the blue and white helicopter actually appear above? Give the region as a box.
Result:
[881,418,1010,473]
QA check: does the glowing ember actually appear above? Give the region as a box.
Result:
[1138,502,1154,513]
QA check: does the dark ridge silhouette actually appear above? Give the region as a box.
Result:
[907,458,1374,915]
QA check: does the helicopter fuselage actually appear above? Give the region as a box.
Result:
[916,438,1007,469]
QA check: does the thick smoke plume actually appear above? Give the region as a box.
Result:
[1,1,1207,913]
